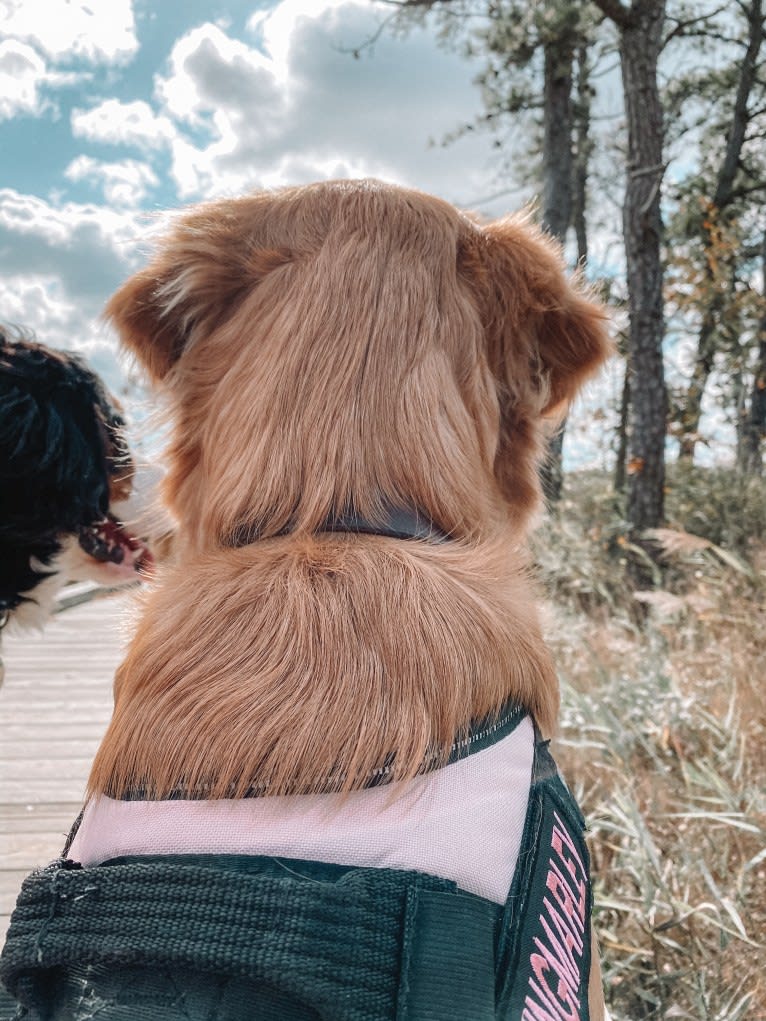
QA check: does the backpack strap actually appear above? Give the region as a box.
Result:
[0,855,500,1021]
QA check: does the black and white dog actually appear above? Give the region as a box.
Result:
[0,328,154,650]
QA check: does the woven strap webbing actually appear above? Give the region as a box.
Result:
[0,857,499,1021]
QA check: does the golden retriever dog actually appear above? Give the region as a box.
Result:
[1,180,611,1021]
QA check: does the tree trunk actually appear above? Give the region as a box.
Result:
[678,301,720,459]
[739,232,766,474]
[619,0,667,531]
[614,360,630,493]
[541,427,566,504]
[740,333,766,474]
[541,37,575,240]
[541,41,593,508]
[572,42,592,267]
[539,34,576,504]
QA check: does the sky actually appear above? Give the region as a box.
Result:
[0,0,620,467]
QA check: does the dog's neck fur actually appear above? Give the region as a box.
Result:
[88,527,558,802]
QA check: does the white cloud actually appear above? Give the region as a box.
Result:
[157,24,283,127]
[166,136,206,198]
[71,98,176,149]
[257,153,385,190]
[0,38,91,122]
[64,155,159,207]
[246,0,351,80]
[151,2,501,205]
[0,0,138,65]
[0,189,159,395]
[0,273,128,399]
[1,275,77,335]
[154,22,287,198]
[0,189,148,302]
[0,38,46,119]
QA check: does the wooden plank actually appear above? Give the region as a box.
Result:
[3,709,112,723]
[1,873,30,912]
[0,780,90,802]
[1,834,74,866]
[2,713,112,728]
[0,803,82,828]
[0,595,128,942]
[1,758,95,782]
[1,739,105,757]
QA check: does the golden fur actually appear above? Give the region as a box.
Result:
[89,179,610,803]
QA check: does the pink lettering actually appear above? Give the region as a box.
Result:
[544,893,584,957]
[547,860,586,933]
[552,813,586,884]
[521,808,590,1018]
[543,945,575,1001]
[535,947,580,1021]
[528,966,580,1021]
[537,916,580,990]
[522,999,565,1021]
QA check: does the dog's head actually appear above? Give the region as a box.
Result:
[0,329,154,622]
[107,180,610,549]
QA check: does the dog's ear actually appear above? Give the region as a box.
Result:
[461,214,611,417]
[457,214,611,509]
[105,203,291,383]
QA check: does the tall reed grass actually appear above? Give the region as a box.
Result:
[537,468,766,1020]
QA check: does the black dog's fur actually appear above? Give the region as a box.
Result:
[0,327,133,618]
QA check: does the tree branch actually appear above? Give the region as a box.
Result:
[714,0,765,209]
[378,0,459,7]
[662,4,729,49]
[591,0,633,29]
[376,0,485,24]
[334,10,400,57]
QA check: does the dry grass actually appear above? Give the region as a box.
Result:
[536,468,766,1021]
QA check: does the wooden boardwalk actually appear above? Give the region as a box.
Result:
[0,594,128,941]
